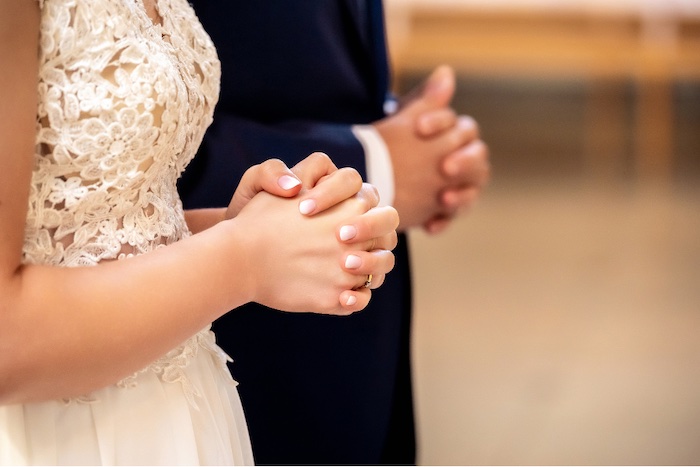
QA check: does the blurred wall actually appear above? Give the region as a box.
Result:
[385,1,700,464]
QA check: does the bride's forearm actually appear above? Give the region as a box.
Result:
[0,219,250,405]
[184,207,227,234]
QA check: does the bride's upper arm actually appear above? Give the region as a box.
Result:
[0,1,40,280]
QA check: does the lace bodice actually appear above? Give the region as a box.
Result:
[26,0,220,266]
[25,0,224,400]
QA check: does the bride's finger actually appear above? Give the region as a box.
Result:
[368,231,398,252]
[337,206,399,245]
[349,272,385,291]
[226,159,302,218]
[290,152,338,187]
[338,288,371,313]
[342,249,396,277]
[354,182,380,210]
[297,168,365,216]
[366,273,386,290]
[351,230,398,255]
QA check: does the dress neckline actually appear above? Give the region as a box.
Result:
[128,0,173,43]
[136,0,163,27]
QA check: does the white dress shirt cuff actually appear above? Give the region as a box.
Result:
[351,124,395,207]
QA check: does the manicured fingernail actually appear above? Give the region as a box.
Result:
[339,225,357,241]
[346,295,357,306]
[278,175,301,190]
[299,199,316,215]
[344,254,362,269]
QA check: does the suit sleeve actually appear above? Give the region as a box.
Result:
[178,113,367,210]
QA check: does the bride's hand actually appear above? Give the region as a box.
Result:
[226,152,369,220]
[230,183,399,315]
[225,159,303,220]
[334,202,399,305]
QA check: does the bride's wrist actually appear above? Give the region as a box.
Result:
[217,217,258,307]
[184,207,228,234]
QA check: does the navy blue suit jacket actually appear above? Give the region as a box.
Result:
[179,1,415,464]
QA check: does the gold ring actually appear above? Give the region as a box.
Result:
[363,274,373,288]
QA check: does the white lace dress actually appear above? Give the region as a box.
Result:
[0,0,253,464]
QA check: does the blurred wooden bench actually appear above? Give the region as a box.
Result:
[385,0,700,184]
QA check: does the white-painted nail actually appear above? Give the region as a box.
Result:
[299,199,316,215]
[344,254,362,269]
[346,295,357,306]
[278,175,301,190]
[339,225,357,241]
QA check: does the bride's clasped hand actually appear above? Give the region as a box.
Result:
[218,152,399,315]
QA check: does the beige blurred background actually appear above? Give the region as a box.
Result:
[384,0,700,464]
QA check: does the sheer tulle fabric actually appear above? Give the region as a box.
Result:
[1,339,253,465]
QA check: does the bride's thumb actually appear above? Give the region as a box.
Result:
[227,160,302,218]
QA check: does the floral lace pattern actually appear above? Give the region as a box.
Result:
[116,327,235,409]
[28,0,223,399]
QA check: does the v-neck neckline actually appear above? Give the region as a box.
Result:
[135,0,164,28]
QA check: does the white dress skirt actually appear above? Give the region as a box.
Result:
[0,329,253,465]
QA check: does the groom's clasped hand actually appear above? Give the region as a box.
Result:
[226,152,399,315]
